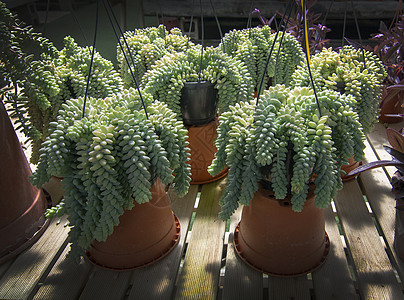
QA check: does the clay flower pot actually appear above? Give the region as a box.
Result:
[186,118,228,184]
[379,86,404,124]
[180,81,219,126]
[0,101,49,264]
[234,183,330,276]
[86,179,180,270]
[341,157,362,182]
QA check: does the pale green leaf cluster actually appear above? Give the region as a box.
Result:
[291,45,386,134]
[220,26,305,92]
[31,88,190,255]
[142,44,254,119]
[117,25,194,87]
[210,85,365,219]
[3,33,123,163]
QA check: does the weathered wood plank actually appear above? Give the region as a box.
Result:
[127,185,199,300]
[175,177,227,300]
[0,217,70,299]
[222,206,263,300]
[0,259,13,278]
[78,268,132,300]
[311,206,359,299]
[33,244,93,300]
[359,138,404,284]
[334,180,403,299]
[268,276,311,300]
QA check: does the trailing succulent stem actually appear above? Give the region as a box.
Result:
[117,25,193,87]
[220,26,305,92]
[292,45,386,135]
[210,85,365,219]
[31,88,190,256]
[142,44,253,120]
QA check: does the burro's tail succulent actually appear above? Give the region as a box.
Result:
[210,85,366,220]
[31,88,191,258]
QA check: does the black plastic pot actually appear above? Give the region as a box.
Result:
[180,81,218,126]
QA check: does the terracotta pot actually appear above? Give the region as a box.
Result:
[341,157,362,182]
[42,176,65,206]
[234,183,330,276]
[180,81,218,126]
[186,118,228,184]
[0,101,49,264]
[379,87,404,124]
[86,179,180,270]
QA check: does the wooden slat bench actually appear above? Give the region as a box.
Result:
[1,121,404,300]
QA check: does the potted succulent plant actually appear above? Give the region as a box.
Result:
[142,44,253,183]
[209,85,365,276]
[3,33,123,164]
[220,25,305,93]
[347,127,404,262]
[31,88,191,269]
[291,45,386,180]
[292,45,386,136]
[117,25,194,88]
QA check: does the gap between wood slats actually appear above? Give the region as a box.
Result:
[0,217,70,299]
[174,177,227,300]
[334,180,403,299]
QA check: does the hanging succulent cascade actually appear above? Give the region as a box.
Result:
[117,25,194,87]
[2,18,123,163]
[291,45,386,135]
[142,44,254,119]
[31,89,191,257]
[209,85,365,220]
[220,25,305,92]
[0,2,58,142]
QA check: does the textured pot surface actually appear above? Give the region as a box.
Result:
[234,184,329,276]
[87,179,180,270]
[341,157,362,182]
[180,81,218,126]
[186,118,228,184]
[379,89,404,124]
[0,101,48,264]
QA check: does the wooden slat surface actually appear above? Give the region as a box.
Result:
[174,177,227,300]
[0,217,70,299]
[311,206,359,299]
[34,245,93,300]
[334,180,403,299]
[221,206,264,300]
[2,121,404,299]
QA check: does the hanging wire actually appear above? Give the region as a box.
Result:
[321,0,334,26]
[273,0,294,85]
[185,0,195,51]
[82,0,99,118]
[350,0,366,69]
[246,0,255,29]
[68,0,89,47]
[102,0,149,119]
[389,0,402,30]
[208,0,224,52]
[42,0,51,35]
[198,0,204,83]
[301,0,322,117]
[341,0,348,47]
[255,0,293,105]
